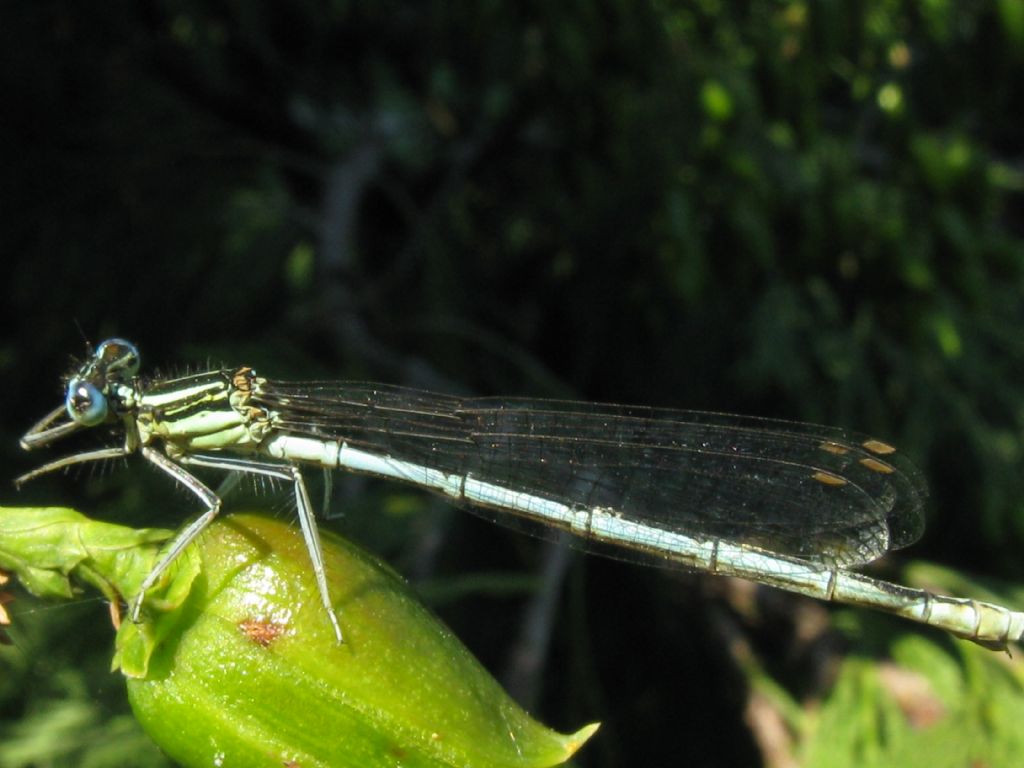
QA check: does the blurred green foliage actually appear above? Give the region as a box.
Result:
[1,1,1023,766]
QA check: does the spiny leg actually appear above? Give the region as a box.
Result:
[14,446,130,487]
[179,453,343,643]
[133,447,222,623]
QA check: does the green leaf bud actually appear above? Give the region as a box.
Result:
[0,508,596,767]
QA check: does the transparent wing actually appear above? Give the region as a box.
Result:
[255,381,927,567]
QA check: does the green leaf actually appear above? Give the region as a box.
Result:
[0,507,173,604]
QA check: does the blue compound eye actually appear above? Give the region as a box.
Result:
[96,338,140,377]
[65,378,109,426]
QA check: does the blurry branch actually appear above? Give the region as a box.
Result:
[502,536,576,710]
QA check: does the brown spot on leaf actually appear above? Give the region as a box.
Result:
[239,618,288,647]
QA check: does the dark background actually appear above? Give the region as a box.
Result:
[2,2,1024,766]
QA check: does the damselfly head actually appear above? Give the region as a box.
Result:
[62,339,140,427]
[19,338,141,452]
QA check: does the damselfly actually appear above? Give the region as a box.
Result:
[16,339,1024,649]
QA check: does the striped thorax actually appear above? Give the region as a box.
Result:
[136,367,275,458]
